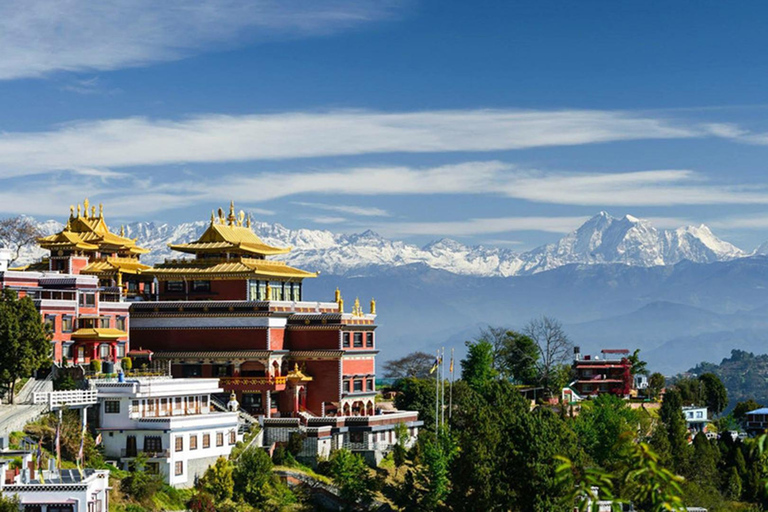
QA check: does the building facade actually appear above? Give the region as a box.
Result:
[94,377,240,487]
[0,454,109,512]
[130,203,379,418]
[683,405,709,434]
[0,267,130,365]
[572,349,633,397]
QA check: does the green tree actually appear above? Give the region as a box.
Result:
[120,453,164,502]
[400,428,455,511]
[497,330,540,384]
[461,338,497,390]
[394,377,437,428]
[659,388,690,471]
[699,372,728,416]
[0,289,51,403]
[733,399,762,421]
[724,466,742,500]
[199,457,234,502]
[628,348,648,376]
[573,393,639,468]
[0,494,20,512]
[327,449,378,508]
[648,372,665,400]
[392,422,408,476]
[232,446,274,507]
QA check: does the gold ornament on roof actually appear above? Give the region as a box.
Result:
[265,282,272,301]
[246,215,252,229]
[120,225,125,237]
[228,201,236,226]
[370,298,376,315]
[77,204,81,216]
[91,205,96,218]
[353,297,363,317]
[99,203,104,217]
[335,288,341,302]
[238,210,245,227]
[83,198,89,216]
[69,205,74,218]
[210,211,215,225]
[218,208,224,223]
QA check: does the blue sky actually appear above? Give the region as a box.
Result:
[3,1,768,250]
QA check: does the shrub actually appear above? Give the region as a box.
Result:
[121,357,132,372]
[90,360,101,373]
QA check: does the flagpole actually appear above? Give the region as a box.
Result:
[449,348,455,424]
[56,409,62,472]
[440,347,445,428]
[434,349,439,434]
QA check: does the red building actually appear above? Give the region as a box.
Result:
[572,349,633,397]
[130,203,379,418]
[0,200,144,365]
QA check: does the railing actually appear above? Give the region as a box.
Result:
[121,449,170,458]
[220,376,287,387]
[34,390,98,409]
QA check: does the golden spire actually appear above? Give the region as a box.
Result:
[246,215,252,229]
[338,297,344,313]
[69,205,74,218]
[218,207,224,224]
[120,225,125,237]
[77,204,81,217]
[91,205,96,218]
[265,282,272,301]
[83,198,89,217]
[238,210,245,227]
[210,210,215,225]
[370,298,376,315]
[228,201,236,226]
[353,297,361,316]
[335,288,341,302]
[99,203,104,218]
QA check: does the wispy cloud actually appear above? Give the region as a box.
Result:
[371,216,591,237]
[0,0,401,80]
[0,109,699,177]
[305,216,347,224]
[294,201,390,217]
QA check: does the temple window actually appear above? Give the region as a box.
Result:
[99,316,111,328]
[99,344,110,360]
[166,281,184,292]
[343,380,351,393]
[144,436,162,453]
[216,432,224,447]
[203,434,211,448]
[192,280,211,292]
[353,333,363,348]
[116,316,127,331]
[343,333,350,348]
[248,280,267,300]
[353,380,363,392]
[117,344,126,358]
[366,332,374,348]
[104,401,120,414]
[366,379,374,391]
[270,282,283,300]
[79,292,96,307]
[44,314,57,333]
[62,315,74,333]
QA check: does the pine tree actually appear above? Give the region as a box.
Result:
[724,466,742,500]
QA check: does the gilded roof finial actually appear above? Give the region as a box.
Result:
[246,215,252,229]
[83,198,89,217]
[238,210,245,227]
[338,297,344,313]
[265,282,272,301]
[120,225,125,237]
[77,204,81,217]
[91,205,96,218]
[228,201,236,226]
[370,298,376,315]
[99,203,103,218]
[335,288,341,302]
[69,205,74,218]
[217,207,224,224]
[210,210,215,225]
[353,297,361,316]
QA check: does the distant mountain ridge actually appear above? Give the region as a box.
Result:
[13,211,750,277]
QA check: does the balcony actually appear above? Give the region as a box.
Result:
[219,376,287,392]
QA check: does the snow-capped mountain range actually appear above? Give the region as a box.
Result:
[14,212,750,277]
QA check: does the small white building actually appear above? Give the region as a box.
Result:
[0,453,109,512]
[683,405,709,433]
[93,377,241,487]
[0,248,11,272]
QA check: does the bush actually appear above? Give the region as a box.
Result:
[233,447,274,506]
[90,360,102,373]
[121,357,132,372]
[120,454,163,502]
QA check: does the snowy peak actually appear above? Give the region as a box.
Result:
[9,212,748,278]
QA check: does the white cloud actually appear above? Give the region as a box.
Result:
[0,109,699,177]
[0,0,400,80]
[372,216,591,237]
[293,202,390,217]
[305,216,347,224]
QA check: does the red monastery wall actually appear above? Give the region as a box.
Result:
[342,358,375,375]
[303,360,341,414]
[132,328,267,351]
[269,328,285,350]
[286,330,339,350]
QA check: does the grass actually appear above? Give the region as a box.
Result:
[273,464,333,485]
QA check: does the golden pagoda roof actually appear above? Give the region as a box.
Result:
[146,256,316,280]
[286,363,313,382]
[168,202,290,257]
[70,327,127,341]
[81,257,152,277]
[38,199,150,255]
